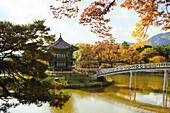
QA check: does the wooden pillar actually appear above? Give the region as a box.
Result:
[130,71,133,89]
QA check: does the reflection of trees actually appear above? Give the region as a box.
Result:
[0,77,70,113]
[110,74,165,91]
[0,96,19,113]
[54,88,170,113]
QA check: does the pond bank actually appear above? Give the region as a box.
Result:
[137,71,170,75]
[64,81,113,89]
[112,71,170,76]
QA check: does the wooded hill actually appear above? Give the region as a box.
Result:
[125,32,170,46]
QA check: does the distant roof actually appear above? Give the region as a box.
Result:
[48,33,79,50]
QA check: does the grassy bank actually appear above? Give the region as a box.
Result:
[54,76,113,89]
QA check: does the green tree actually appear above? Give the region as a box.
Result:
[0,20,70,111]
[79,43,94,67]
[153,44,170,61]
[121,41,130,48]
[73,43,86,66]
[136,45,152,53]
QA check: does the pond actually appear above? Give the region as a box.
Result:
[7,74,170,113]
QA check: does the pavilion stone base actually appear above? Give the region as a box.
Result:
[48,68,72,71]
[46,70,74,74]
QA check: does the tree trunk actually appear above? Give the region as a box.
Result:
[0,79,10,95]
[98,62,101,66]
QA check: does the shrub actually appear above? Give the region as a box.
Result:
[149,56,166,63]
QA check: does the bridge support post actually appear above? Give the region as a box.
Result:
[163,70,168,92]
[129,71,133,89]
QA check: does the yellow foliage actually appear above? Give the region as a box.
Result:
[132,41,151,50]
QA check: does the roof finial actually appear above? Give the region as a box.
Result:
[59,33,62,39]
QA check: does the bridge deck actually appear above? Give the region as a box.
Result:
[97,62,170,77]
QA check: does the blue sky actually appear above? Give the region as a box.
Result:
[0,0,167,44]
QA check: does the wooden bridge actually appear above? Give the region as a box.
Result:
[95,62,170,91]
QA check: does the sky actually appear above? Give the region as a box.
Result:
[0,0,167,44]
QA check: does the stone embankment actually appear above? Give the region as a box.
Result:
[64,81,112,89]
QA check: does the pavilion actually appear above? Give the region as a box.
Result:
[47,34,79,73]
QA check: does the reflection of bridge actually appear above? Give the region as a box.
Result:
[96,62,170,91]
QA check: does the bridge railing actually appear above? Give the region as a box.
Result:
[98,62,170,74]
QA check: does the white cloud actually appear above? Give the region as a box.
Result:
[0,0,101,44]
[110,26,123,38]
[115,8,138,19]
[110,26,136,43]
[125,26,136,42]
[147,26,166,39]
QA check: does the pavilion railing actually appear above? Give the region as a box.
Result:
[98,62,170,74]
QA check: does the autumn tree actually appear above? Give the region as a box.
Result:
[0,20,70,110]
[93,41,106,66]
[78,43,94,67]
[140,48,158,63]
[127,47,141,64]
[149,56,166,63]
[102,37,120,67]
[50,0,169,45]
[118,45,140,64]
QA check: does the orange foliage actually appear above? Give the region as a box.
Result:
[51,0,169,43]
[92,41,106,64]
[149,56,166,63]
[118,45,140,64]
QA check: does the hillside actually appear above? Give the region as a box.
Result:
[120,32,170,46]
[148,32,170,46]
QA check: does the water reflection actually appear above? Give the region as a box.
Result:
[128,88,169,107]
[52,90,146,113]
[3,98,51,113]
[108,74,170,108]
[163,91,168,107]
[3,74,170,113]
[72,93,136,113]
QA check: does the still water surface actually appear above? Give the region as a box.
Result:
[8,74,170,113]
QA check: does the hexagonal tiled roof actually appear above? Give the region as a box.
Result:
[48,34,79,50]
[52,34,71,49]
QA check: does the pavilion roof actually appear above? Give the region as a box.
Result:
[48,34,79,50]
